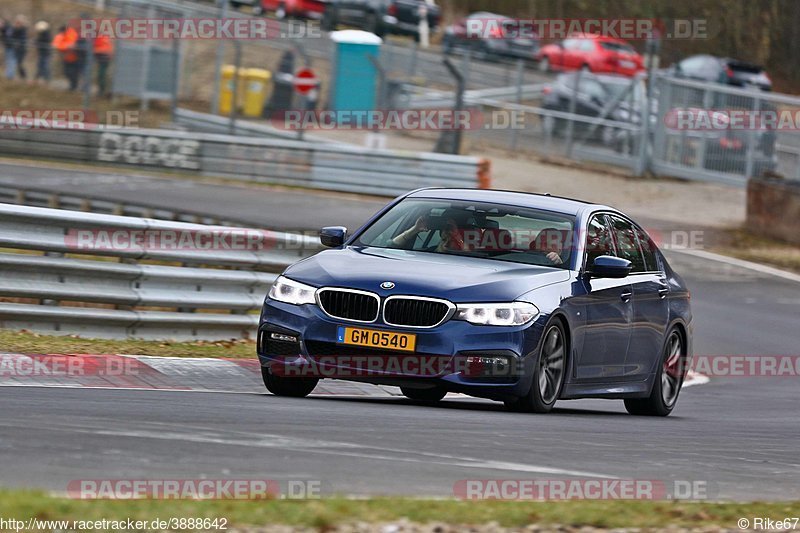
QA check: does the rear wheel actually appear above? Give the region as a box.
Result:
[366,12,384,37]
[320,6,337,32]
[401,386,447,402]
[261,365,318,397]
[506,321,566,413]
[624,329,685,416]
[538,56,550,72]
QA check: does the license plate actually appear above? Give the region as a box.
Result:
[337,326,416,353]
[620,60,635,69]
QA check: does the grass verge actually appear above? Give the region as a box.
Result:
[0,491,799,530]
[712,229,800,274]
[0,329,254,359]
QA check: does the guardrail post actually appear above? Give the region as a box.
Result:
[744,94,761,179]
[229,40,243,136]
[565,69,583,158]
[210,0,229,115]
[510,59,524,151]
[434,58,465,155]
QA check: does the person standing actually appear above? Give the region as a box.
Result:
[93,34,113,97]
[33,20,51,84]
[52,23,80,90]
[10,15,29,81]
[1,17,15,80]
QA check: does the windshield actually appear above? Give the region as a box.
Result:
[355,198,576,269]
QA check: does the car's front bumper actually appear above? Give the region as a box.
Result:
[257,299,545,400]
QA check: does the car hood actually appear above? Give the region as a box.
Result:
[284,246,571,302]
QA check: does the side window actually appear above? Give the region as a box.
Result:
[585,215,615,268]
[579,40,595,52]
[634,225,659,272]
[609,216,646,273]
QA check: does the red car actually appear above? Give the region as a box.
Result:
[252,0,326,19]
[537,34,644,77]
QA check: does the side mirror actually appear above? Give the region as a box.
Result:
[589,255,632,279]
[319,226,347,248]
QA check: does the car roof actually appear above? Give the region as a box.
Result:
[406,188,614,217]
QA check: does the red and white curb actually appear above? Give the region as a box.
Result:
[0,353,709,396]
[0,353,403,397]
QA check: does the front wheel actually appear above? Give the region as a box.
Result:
[624,329,686,416]
[320,7,337,32]
[401,386,447,402]
[507,320,567,413]
[261,365,318,397]
[538,56,550,72]
[366,12,384,37]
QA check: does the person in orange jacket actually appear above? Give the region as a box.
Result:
[93,34,113,97]
[52,24,81,90]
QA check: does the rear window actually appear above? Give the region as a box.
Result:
[599,41,635,53]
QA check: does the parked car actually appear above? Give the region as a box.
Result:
[442,12,539,62]
[259,0,326,18]
[666,56,776,175]
[258,188,692,416]
[670,55,772,91]
[321,0,440,39]
[540,72,648,147]
[537,34,644,77]
[228,0,325,18]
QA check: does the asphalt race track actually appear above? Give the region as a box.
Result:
[0,161,799,501]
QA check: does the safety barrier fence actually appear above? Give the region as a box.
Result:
[0,122,485,197]
[0,203,321,340]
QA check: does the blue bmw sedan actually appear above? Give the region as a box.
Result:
[257,188,692,416]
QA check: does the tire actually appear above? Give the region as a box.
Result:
[473,42,490,61]
[320,7,337,32]
[506,320,567,414]
[252,4,264,15]
[624,329,686,417]
[538,56,550,72]
[581,63,591,73]
[442,37,453,55]
[366,12,384,37]
[541,113,563,138]
[261,365,318,397]
[275,3,287,19]
[401,386,447,402]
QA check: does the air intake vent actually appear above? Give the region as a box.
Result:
[383,297,453,328]
[317,288,380,322]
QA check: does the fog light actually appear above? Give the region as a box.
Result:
[271,332,298,343]
[464,355,512,376]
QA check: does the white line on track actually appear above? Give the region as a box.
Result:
[672,248,800,284]
[13,420,618,480]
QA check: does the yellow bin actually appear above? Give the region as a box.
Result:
[219,65,238,115]
[242,69,272,118]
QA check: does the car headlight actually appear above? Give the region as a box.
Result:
[268,276,317,306]
[454,302,539,326]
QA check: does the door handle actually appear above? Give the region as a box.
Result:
[620,291,632,303]
[658,287,669,299]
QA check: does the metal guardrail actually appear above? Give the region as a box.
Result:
[403,83,546,110]
[173,108,347,145]
[0,203,322,340]
[0,122,483,197]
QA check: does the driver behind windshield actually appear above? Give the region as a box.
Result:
[391,210,466,252]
